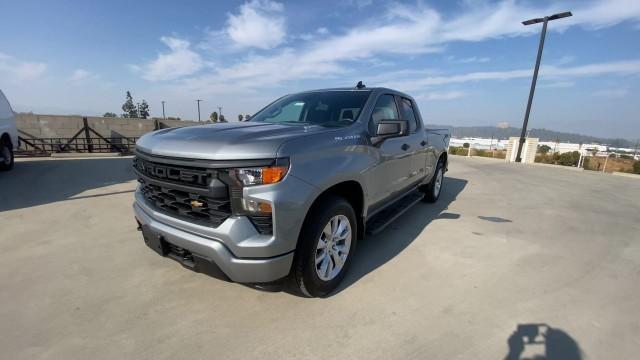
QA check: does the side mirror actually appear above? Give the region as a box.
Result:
[372,119,408,145]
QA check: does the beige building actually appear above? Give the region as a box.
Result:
[505,137,539,163]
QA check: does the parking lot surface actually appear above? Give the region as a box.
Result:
[1,156,639,359]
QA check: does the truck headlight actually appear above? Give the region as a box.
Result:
[232,165,288,186]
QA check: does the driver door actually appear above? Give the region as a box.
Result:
[366,94,414,212]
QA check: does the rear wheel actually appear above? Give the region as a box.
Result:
[293,196,357,297]
[422,159,444,203]
[0,138,13,171]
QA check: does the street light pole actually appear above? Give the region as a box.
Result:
[515,11,572,163]
[196,99,203,122]
[218,106,223,118]
[161,101,166,120]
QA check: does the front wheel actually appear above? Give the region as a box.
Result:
[0,139,14,171]
[293,196,357,297]
[422,160,444,203]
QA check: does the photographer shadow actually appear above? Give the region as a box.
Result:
[505,323,582,360]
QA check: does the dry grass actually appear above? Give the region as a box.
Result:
[583,157,636,173]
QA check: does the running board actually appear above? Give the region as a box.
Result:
[366,190,423,235]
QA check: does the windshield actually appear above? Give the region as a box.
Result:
[250,90,371,127]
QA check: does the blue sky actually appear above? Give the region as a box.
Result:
[0,0,639,138]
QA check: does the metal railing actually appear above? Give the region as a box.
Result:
[16,117,140,156]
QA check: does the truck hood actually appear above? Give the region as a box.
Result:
[135,122,329,160]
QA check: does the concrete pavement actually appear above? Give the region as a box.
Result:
[1,156,639,359]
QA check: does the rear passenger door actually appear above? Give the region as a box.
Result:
[396,96,429,184]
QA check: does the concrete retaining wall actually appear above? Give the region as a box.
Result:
[16,114,205,139]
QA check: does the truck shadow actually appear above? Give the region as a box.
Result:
[0,157,136,212]
[334,176,467,295]
[249,176,468,297]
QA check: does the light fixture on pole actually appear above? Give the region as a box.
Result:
[515,11,572,163]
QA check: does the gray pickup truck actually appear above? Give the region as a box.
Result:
[133,84,450,297]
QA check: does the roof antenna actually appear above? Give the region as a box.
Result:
[355,81,366,89]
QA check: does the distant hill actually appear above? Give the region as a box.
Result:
[433,125,636,148]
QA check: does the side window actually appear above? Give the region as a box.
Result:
[370,95,399,131]
[399,97,418,133]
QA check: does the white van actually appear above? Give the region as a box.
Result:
[0,90,18,171]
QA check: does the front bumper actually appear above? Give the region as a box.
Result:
[133,201,294,283]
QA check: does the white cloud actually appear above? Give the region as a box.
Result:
[150,0,640,95]
[346,0,373,9]
[417,91,466,101]
[298,27,330,41]
[593,88,629,98]
[539,81,575,88]
[141,36,205,81]
[226,0,285,49]
[385,60,640,92]
[449,56,491,63]
[555,55,576,65]
[67,69,98,83]
[0,52,47,81]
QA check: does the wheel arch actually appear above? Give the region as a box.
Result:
[1,132,11,145]
[303,180,365,242]
[440,152,448,171]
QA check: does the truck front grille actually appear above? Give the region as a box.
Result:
[140,183,231,227]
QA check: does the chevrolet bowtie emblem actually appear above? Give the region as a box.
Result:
[190,200,204,208]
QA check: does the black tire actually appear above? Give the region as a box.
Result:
[422,159,444,203]
[0,138,14,171]
[292,195,357,297]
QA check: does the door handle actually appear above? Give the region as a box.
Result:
[401,143,410,151]
[420,140,427,147]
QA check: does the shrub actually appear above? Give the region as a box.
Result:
[634,161,640,174]
[494,151,506,159]
[449,146,468,156]
[557,151,581,166]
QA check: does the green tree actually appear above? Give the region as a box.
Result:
[538,144,551,154]
[103,112,117,118]
[244,114,251,121]
[238,114,244,122]
[219,114,227,123]
[139,100,150,119]
[463,142,470,148]
[121,91,137,118]
[210,111,218,122]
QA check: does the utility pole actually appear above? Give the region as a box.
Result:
[161,101,166,120]
[136,102,140,119]
[515,11,572,162]
[634,139,639,159]
[196,99,203,122]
